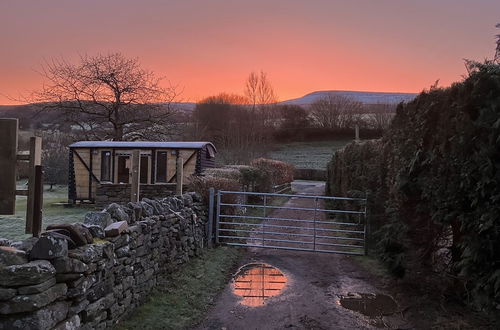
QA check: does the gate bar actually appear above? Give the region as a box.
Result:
[219,190,367,201]
[220,214,363,226]
[219,203,365,215]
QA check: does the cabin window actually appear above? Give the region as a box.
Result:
[117,156,130,183]
[100,151,112,182]
[140,156,149,184]
[156,151,168,183]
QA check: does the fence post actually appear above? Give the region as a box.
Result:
[0,119,18,215]
[207,187,215,248]
[355,124,360,141]
[32,165,43,237]
[176,156,183,195]
[26,137,42,233]
[130,150,140,203]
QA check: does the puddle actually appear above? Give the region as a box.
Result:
[232,263,287,307]
[338,293,398,317]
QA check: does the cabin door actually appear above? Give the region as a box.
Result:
[117,156,130,183]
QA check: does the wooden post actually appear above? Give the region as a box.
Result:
[207,187,215,248]
[0,119,18,215]
[176,156,183,195]
[355,124,360,141]
[26,137,42,233]
[130,150,140,202]
[32,165,43,237]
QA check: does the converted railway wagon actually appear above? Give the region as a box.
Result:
[68,141,216,203]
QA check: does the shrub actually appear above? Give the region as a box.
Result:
[250,158,294,192]
[188,175,241,204]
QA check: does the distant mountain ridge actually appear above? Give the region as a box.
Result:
[279,90,418,106]
[0,90,419,111]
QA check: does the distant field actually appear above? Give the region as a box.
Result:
[0,184,95,241]
[268,140,352,170]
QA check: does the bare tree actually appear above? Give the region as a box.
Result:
[495,23,500,63]
[30,53,178,141]
[40,130,72,190]
[365,103,396,130]
[244,70,278,109]
[192,93,271,164]
[310,94,362,129]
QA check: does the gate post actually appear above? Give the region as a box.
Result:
[215,190,221,245]
[207,187,215,248]
[364,194,369,256]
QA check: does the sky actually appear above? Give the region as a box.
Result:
[1,0,499,105]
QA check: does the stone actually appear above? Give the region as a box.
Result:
[86,281,113,302]
[53,314,81,330]
[0,238,11,246]
[68,299,89,316]
[140,201,154,216]
[115,245,131,258]
[104,203,130,223]
[84,293,114,320]
[104,221,128,237]
[84,211,113,229]
[0,301,69,330]
[46,224,92,246]
[51,257,89,273]
[0,260,56,287]
[68,244,104,263]
[127,202,143,221]
[0,246,28,266]
[83,224,105,239]
[18,277,56,294]
[67,275,96,298]
[42,231,77,249]
[0,283,67,314]
[0,287,16,300]
[56,273,83,283]
[181,194,193,206]
[74,223,94,244]
[29,235,68,260]
[190,192,203,202]
[10,237,39,254]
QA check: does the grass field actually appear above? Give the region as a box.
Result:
[267,139,352,170]
[0,184,95,241]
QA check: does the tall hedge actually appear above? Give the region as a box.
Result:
[327,62,500,310]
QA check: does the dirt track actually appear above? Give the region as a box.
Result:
[194,181,409,330]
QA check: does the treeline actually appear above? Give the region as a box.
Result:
[184,93,392,164]
[327,61,500,311]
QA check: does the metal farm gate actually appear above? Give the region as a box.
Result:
[213,190,367,256]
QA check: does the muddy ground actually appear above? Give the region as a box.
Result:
[194,181,494,330]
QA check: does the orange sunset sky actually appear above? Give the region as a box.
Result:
[1,0,499,105]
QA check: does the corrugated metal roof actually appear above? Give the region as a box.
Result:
[69,141,216,151]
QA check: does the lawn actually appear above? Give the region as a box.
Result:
[267,139,352,170]
[0,183,96,241]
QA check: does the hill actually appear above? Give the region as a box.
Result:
[279,90,417,106]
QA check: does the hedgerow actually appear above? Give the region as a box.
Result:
[327,62,500,311]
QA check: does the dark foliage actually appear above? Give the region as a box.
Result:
[327,62,500,311]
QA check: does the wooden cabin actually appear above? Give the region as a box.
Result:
[68,141,216,203]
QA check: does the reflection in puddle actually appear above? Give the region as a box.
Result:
[338,293,398,317]
[232,263,287,307]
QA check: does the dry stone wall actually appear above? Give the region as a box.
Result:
[0,192,207,330]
